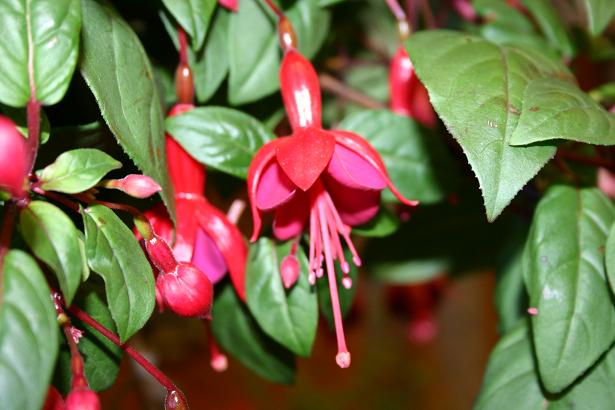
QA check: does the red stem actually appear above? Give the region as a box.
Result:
[68,305,178,392]
[385,0,408,23]
[26,98,41,175]
[33,187,81,212]
[262,0,284,19]
[177,27,189,65]
[556,150,615,170]
[53,294,89,388]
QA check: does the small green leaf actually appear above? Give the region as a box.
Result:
[20,201,83,304]
[317,248,358,328]
[246,239,318,357]
[161,0,216,50]
[53,281,122,393]
[520,0,575,56]
[80,0,175,221]
[227,0,278,105]
[82,204,155,342]
[406,30,572,220]
[287,0,331,59]
[212,283,296,383]
[475,322,544,410]
[166,106,274,179]
[509,79,615,146]
[0,250,59,410]
[353,206,400,238]
[36,148,121,194]
[523,186,615,393]
[0,0,81,107]
[584,0,615,36]
[339,109,456,204]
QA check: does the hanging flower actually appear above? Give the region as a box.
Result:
[142,104,247,301]
[248,48,418,368]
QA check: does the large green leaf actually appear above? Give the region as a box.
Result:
[287,0,331,59]
[584,0,615,36]
[604,221,615,298]
[406,30,573,220]
[82,204,155,342]
[162,0,216,50]
[0,0,81,107]
[165,106,274,179]
[476,321,615,409]
[20,201,83,304]
[246,239,317,357]
[0,250,59,410]
[338,109,456,204]
[36,148,121,194]
[80,0,175,221]
[520,0,574,56]
[227,0,278,105]
[509,79,615,146]
[523,186,615,393]
[53,281,122,393]
[211,283,296,383]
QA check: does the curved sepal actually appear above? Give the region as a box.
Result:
[280,49,322,130]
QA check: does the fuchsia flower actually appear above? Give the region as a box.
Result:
[143,103,247,302]
[218,0,237,12]
[0,115,29,199]
[389,47,437,129]
[248,48,418,368]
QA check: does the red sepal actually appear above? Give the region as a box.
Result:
[280,50,322,130]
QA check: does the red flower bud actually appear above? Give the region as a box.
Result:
[156,263,213,318]
[165,389,189,410]
[145,234,178,274]
[65,387,101,410]
[280,254,300,289]
[0,115,29,198]
[108,174,161,198]
[42,386,64,410]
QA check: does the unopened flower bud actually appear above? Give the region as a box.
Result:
[105,174,161,198]
[157,263,213,318]
[65,387,100,410]
[145,235,178,274]
[165,389,189,410]
[0,115,29,199]
[280,254,300,289]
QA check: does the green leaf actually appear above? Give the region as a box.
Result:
[604,221,615,299]
[165,106,274,179]
[339,109,456,204]
[317,248,358,328]
[475,322,544,410]
[80,0,175,221]
[287,0,331,59]
[211,283,296,383]
[20,201,82,304]
[36,148,121,194]
[523,186,615,393]
[520,0,575,56]
[53,281,122,393]
[406,30,572,220]
[246,239,318,357]
[509,79,615,146]
[584,0,615,36]
[227,0,278,105]
[82,204,155,342]
[0,250,59,410]
[353,206,400,238]
[162,0,216,50]
[0,0,81,107]
[477,321,615,409]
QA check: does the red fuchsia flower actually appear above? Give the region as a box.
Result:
[65,387,100,410]
[218,0,237,12]
[0,115,29,199]
[42,386,65,410]
[389,46,437,129]
[142,103,247,301]
[248,47,418,368]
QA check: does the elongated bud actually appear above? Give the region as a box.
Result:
[280,50,322,131]
[103,174,161,198]
[278,16,297,51]
[156,263,214,318]
[65,388,100,410]
[165,389,189,410]
[0,115,29,198]
[280,254,300,289]
[175,62,194,104]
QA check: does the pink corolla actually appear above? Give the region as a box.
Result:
[248,48,418,368]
